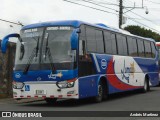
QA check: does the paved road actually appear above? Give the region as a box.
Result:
[1,87,160,120]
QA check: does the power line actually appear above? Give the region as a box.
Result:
[123,0,134,5]
[126,15,160,33]
[87,1,119,6]
[146,0,160,5]
[127,17,160,21]
[0,18,23,26]
[75,0,158,27]
[149,8,160,10]
[73,0,119,12]
[124,8,159,26]
[63,0,160,33]
[63,0,119,15]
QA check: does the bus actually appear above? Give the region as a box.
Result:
[1,20,159,104]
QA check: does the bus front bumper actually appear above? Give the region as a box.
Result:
[13,80,79,99]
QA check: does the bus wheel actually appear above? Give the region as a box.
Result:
[93,82,103,103]
[45,98,57,105]
[142,78,150,93]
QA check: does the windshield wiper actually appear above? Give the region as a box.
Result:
[44,33,55,73]
[23,37,40,74]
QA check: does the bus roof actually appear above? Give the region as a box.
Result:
[22,20,155,42]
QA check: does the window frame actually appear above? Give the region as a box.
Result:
[79,24,157,59]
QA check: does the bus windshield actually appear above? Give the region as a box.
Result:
[14,26,76,71]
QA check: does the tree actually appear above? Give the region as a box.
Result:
[124,25,160,42]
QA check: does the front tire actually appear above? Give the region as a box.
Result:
[45,98,57,105]
[93,82,103,103]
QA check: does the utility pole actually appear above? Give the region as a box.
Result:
[118,0,146,29]
[119,0,123,29]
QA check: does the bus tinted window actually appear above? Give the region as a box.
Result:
[86,27,96,52]
[111,33,117,54]
[137,39,145,57]
[79,25,86,55]
[104,31,112,54]
[117,34,127,55]
[127,37,132,55]
[132,38,138,57]
[80,25,86,41]
[127,37,138,56]
[151,42,156,58]
[96,30,104,53]
[117,34,123,55]
[144,41,152,58]
[122,36,128,56]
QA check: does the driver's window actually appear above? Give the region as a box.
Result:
[78,25,96,77]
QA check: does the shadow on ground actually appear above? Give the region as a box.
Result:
[18,89,156,108]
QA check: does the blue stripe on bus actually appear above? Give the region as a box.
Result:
[13,69,78,82]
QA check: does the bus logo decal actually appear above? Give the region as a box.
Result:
[37,77,42,81]
[121,60,135,83]
[101,59,107,69]
[48,72,63,79]
[15,73,21,78]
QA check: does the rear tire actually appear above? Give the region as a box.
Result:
[142,78,150,93]
[45,98,57,105]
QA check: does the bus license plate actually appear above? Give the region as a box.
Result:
[35,90,45,95]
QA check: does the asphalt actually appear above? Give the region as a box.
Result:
[0,97,43,104]
[1,87,160,120]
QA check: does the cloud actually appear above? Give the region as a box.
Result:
[0,0,118,38]
[0,0,159,39]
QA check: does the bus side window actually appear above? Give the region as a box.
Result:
[137,39,145,57]
[144,41,152,58]
[116,34,128,56]
[104,31,112,54]
[122,36,128,56]
[111,33,117,55]
[127,37,133,56]
[86,27,96,53]
[95,30,104,53]
[79,25,86,56]
[151,42,156,58]
[79,40,85,56]
[127,37,138,57]
[132,38,138,57]
[78,25,96,77]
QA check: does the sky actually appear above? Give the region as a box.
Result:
[0,0,160,39]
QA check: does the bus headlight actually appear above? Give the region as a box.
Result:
[13,81,24,89]
[57,81,68,88]
[56,78,76,89]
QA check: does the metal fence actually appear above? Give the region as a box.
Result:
[0,42,16,97]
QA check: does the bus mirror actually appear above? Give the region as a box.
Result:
[71,29,79,50]
[76,28,81,33]
[1,33,20,53]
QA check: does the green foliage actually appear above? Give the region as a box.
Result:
[124,25,160,42]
